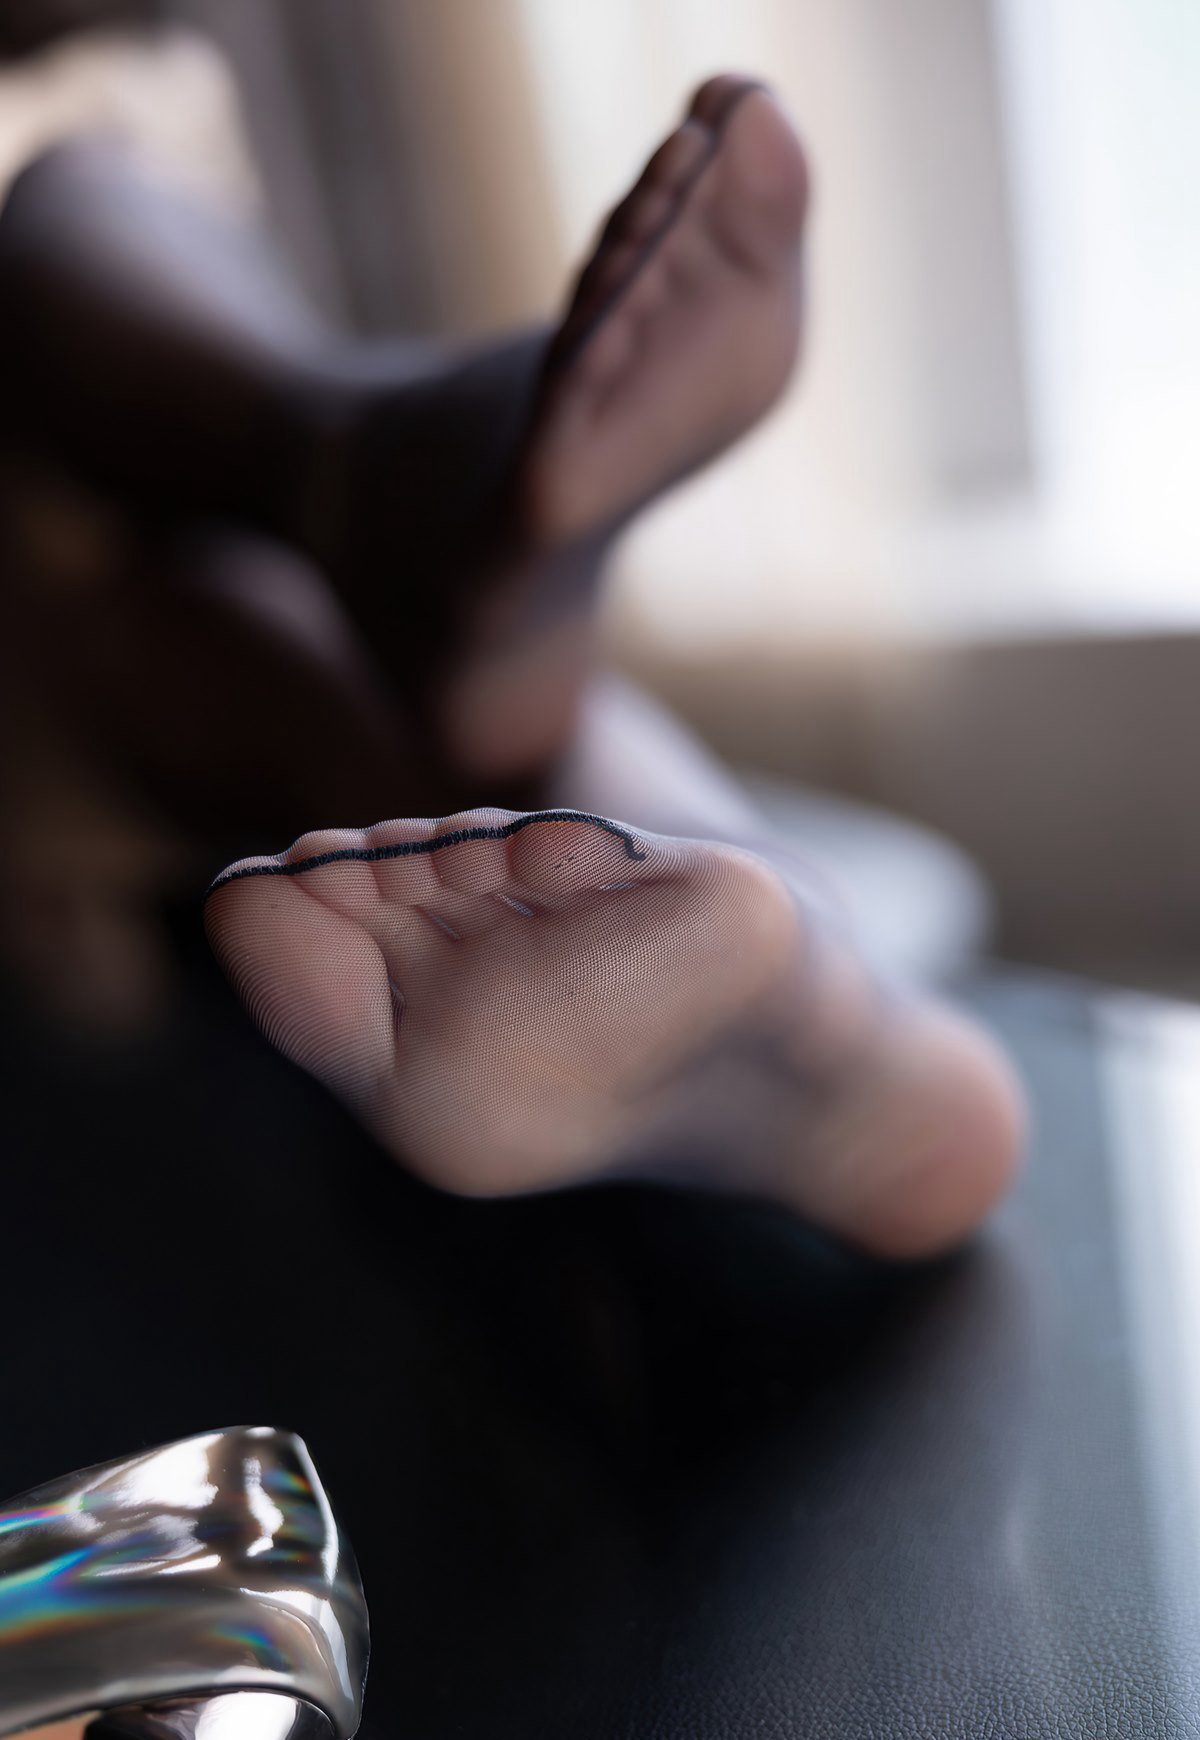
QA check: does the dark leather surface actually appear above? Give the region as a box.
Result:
[4,939,1198,1736]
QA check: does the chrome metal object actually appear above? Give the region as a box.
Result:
[0,1427,368,1740]
[91,1691,333,1740]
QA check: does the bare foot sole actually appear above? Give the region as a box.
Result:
[206,808,1022,1259]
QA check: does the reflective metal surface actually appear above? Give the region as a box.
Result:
[0,1428,368,1740]
[94,1692,332,1740]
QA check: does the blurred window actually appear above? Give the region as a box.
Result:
[513,0,1200,645]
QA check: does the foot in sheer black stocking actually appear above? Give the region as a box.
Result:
[206,807,1022,1259]
[323,76,808,783]
[0,77,806,796]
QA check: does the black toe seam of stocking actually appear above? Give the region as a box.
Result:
[203,808,647,899]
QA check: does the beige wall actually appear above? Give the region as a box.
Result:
[616,627,1200,972]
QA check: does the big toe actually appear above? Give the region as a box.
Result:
[709,82,810,261]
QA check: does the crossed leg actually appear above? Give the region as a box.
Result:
[0,77,807,799]
[2,72,1026,1245]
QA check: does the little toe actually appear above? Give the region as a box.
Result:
[204,853,394,1103]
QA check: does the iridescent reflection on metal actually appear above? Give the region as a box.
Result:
[0,1428,368,1740]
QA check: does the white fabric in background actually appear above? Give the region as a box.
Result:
[0,23,258,210]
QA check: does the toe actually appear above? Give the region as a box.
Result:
[275,826,378,915]
[359,816,442,906]
[715,87,810,255]
[507,810,654,903]
[360,811,521,942]
[688,73,765,131]
[423,807,518,895]
[207,849,280,893]
[282,826,366,867]
[205,858,394,1104]
[597,120,710,256]
[561,117,715,351]
[573,240,641,315]
[212,826,385,921]
[630,119,711,207]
